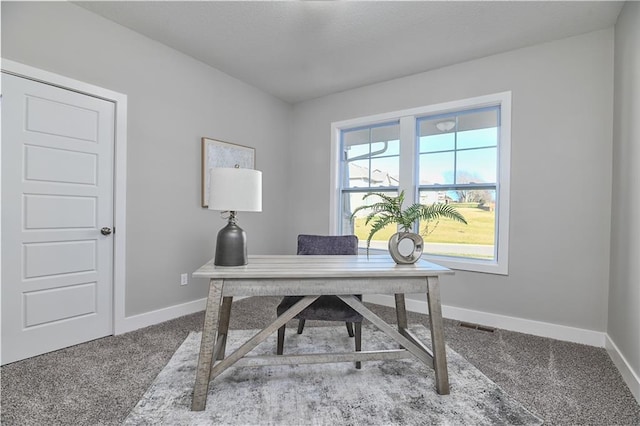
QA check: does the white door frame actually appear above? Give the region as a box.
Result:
[1,59,128,335]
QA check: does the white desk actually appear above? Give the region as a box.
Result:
[191,254,454,411]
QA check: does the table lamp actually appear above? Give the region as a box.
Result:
[208,167,262,266]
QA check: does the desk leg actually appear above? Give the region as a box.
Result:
[216,297,233,360]
[427,276,450,395]
[192,279,224,411]
[394,294,408,349]
[394,293,408,331]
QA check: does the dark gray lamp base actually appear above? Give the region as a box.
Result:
[214,214,247,266]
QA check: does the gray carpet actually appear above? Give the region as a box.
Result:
[1,297,639,425]
[124,326,542,425]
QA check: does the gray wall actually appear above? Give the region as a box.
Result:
[1,3,622,337]
[289,30,614,332]
[1,2,292,316]
[610,1,640,380]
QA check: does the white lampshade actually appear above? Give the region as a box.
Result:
[208,168,262,212]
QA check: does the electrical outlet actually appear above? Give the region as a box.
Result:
[180,273,189,286]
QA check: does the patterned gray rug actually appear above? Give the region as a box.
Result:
[124,325,543,425]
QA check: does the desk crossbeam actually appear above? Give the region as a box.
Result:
[338,295,434,368]
[208,295,318,382]
[235,349,412,368]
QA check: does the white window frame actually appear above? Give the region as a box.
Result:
[330,92,511,275]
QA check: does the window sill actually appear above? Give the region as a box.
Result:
[423,254,508,275]
[358,247,508,275]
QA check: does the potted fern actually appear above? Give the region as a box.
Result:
[350,191,468,264]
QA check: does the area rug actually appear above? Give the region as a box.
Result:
[124,325,543,425]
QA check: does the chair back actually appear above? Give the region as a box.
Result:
[297,234,358,255]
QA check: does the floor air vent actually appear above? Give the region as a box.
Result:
[459,322,496,333]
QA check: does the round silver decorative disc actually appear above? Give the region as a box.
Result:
[388,232,424,264]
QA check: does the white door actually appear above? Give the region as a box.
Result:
[1,73,115,364]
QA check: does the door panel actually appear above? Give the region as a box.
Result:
[23,240,96,278]
[25,95,100,141]
[24,144,98,184]
[24,282,97,327]
[1,73,115,364]
[24,194,97,229]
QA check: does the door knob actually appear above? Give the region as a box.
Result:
[100,227,112,236]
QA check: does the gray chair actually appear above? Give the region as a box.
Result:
[276,234,363,368]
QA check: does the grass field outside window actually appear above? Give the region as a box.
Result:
[353,203,495,259]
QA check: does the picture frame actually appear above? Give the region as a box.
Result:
[201,138,256,208]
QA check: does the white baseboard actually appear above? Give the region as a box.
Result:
[363,294,607,347]
[115,298,207,334]
[115,296,250,335]
[605,335,640,404]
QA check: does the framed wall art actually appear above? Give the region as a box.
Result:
[201,138,255,207]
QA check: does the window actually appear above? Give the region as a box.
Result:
[339,122,400,246]
[330,92,511,274]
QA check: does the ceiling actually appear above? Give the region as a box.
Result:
[76,1,623,104]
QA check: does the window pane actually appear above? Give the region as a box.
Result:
[345,142,370,160]
[457,108,498,134]
[342,128,371,148]
[457,127,497,150]
[344,123,399,153]
[418,117,457,138]
[344,191,398,250]
[418,189,496,260]
[419,152,454,185]
[342,122,400,190]
[371,139,400,158]
[456,147,497,184]
[370,124,400,144]
[419,133,455,153]
[344,160,371,188]
[343,158,399,189]
[370,157,399,187]
[340,192,362,236]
